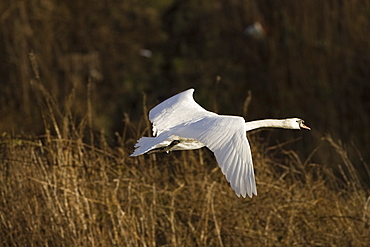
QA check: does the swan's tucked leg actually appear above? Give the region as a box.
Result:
[146,140,180,154]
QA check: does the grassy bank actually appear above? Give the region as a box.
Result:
[0,115,369,246]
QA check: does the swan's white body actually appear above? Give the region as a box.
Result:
[131,88,310,198]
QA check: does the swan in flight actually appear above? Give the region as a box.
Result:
[131,89,310,198]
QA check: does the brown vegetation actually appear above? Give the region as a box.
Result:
[0,106,369,246]
[0,0,369,246]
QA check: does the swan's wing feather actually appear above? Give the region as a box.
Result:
[149,88,216,136]
[173,115,257,198]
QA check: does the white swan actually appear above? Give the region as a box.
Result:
[131,88,310,198]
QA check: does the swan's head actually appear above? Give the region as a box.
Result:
[286,118,311,130]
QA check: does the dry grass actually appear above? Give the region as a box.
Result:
[0,91,369,246]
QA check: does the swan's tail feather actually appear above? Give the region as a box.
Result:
[130,135,171,157]
[130,137,157,156]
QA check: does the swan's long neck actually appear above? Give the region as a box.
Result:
[245,119,292,131]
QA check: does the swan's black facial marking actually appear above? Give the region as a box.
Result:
[297,119,311,130]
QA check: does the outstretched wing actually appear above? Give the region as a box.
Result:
[149,88,216,136]
[172,115,257,198]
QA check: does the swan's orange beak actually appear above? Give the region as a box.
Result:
[300,122,311,130]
